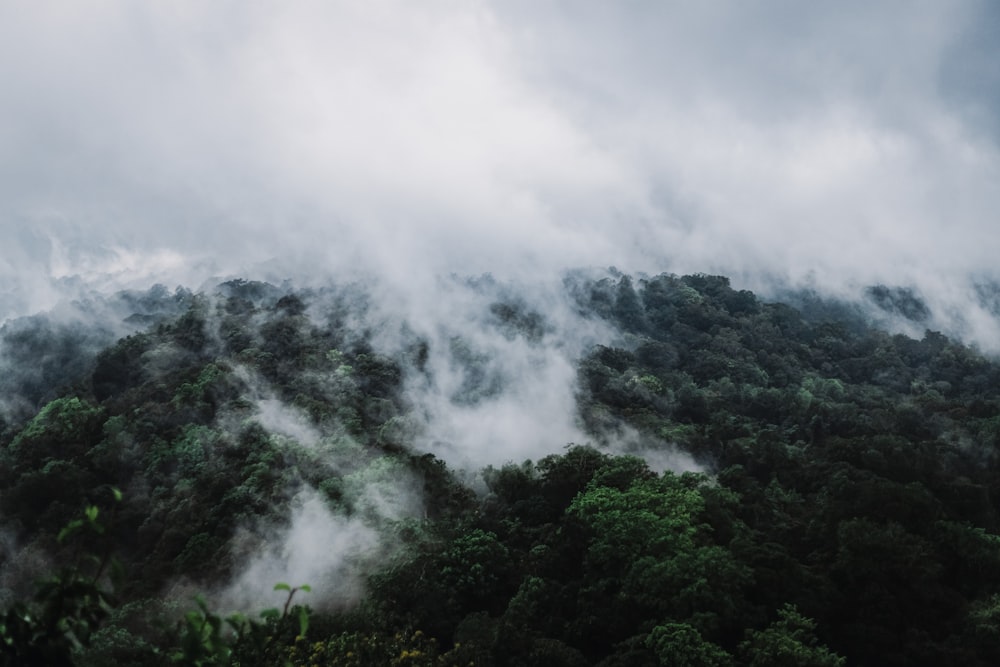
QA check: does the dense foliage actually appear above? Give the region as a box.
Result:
[2,273,1000,665]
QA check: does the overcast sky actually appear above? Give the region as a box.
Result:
[1,1,999,321]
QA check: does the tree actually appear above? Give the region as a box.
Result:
[646,622,732,667]
[738,605,845,667]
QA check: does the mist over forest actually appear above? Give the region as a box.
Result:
[4,272,1000,665]
[3,1,1000,665]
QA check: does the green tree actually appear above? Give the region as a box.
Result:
[738,605,844,667]
[566,472,750,648]
[646,622,732,666]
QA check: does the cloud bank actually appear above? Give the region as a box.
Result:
[1,1,996,314]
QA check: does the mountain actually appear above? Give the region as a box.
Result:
[2,271,1000,666]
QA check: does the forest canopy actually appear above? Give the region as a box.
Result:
[2,272,1000,666]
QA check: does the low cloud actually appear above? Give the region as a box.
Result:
[252,399,322,449]
[219,488,382,612]
[1,2,998,479]
[2,2,996,328]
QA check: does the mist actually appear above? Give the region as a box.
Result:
[1,1,997,320]
[2,0,999,615]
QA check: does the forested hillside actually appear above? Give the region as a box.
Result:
[2,273,1000,666]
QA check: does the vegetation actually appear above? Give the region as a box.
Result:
[2,273,1000,665]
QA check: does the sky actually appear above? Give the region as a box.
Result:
[1,0,999,330]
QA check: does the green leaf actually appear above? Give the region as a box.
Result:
[58,519,84,543]
[273,582,291,592]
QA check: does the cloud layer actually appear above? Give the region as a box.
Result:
[2,1,997,310]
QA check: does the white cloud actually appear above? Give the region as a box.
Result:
[220,488,381,611]
[1,2,999,431]
[1,1,996,301]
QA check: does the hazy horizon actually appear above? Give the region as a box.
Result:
[1,1,999,344]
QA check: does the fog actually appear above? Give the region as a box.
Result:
[2,1,999,609]
[1,1,997,316]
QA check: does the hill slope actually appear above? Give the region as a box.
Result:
[2,272,1000,666]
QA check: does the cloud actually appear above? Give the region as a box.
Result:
[494,1,1000,279]
[219,488,382,611]
[1,2,999,427]
[0,1,640,294]
[1,2,997,294]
